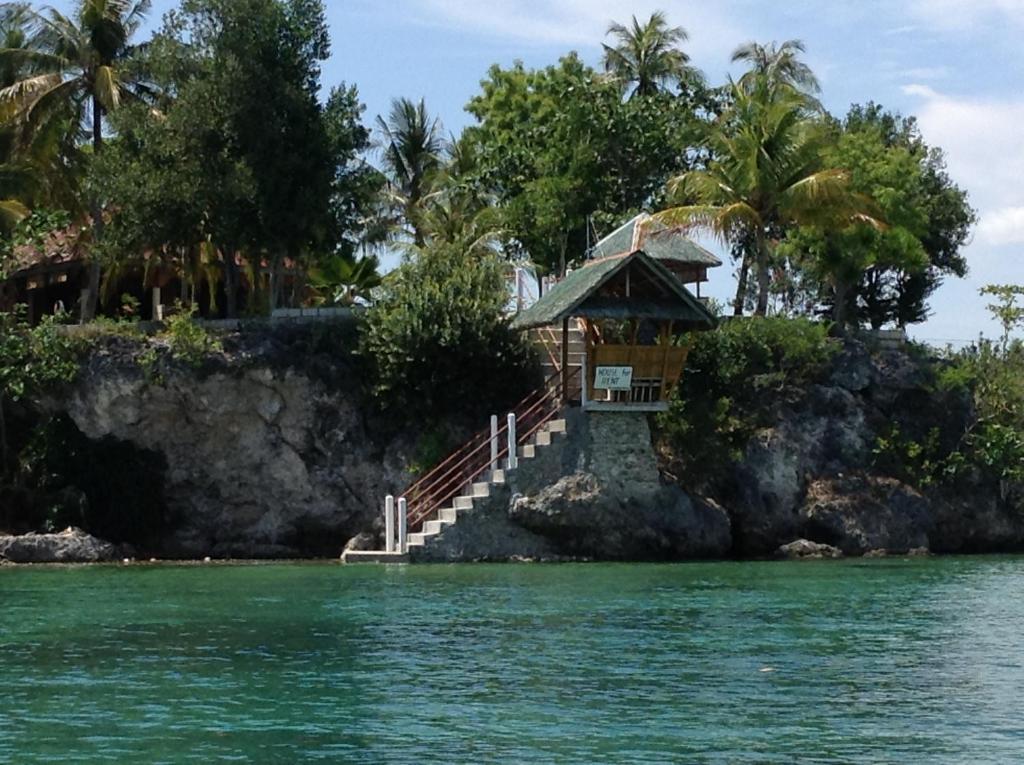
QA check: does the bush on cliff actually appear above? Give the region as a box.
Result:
[0,310,80,479]
[360,246,539,423]
[655,317,837,484]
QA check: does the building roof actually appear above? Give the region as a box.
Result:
[511,250,717,330]
[591,213,722,268]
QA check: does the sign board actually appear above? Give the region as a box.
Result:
[594,366,633,391]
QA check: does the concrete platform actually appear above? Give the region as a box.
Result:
[340,550,409,564]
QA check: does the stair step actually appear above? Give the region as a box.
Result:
[518,444,536,459]
[471,482,490,498]
[423,518,453,535]
[438,507,458,523]
[535,431,551,447]
[491,469,506,483]
[407,533,426,547]
[548,419,567,433]
[454,496,475,510]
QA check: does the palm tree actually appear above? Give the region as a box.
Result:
[0,0,152,319]
[375,97,446,247]
[602,11,701,98]
[309,254,382,307]
[657,82,879,316]
[732,39,820,99]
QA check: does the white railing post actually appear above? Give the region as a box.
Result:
[581,346,588,409]
[506,413,518,470]
[490,415,499,473]
[397,497,407,554]
[384,495,395,553]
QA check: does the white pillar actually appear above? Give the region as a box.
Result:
[152,287,161,321]
[397,498,407,554]
[490,415,499,473]
[506,413,518,470]
[384,495,395,553]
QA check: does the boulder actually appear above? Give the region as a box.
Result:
[776,539,843,559]
[510,473,731,560]
[800,475,932,555]
[0,527,120,563]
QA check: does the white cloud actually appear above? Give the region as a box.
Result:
[901,84,1024,219]
[410,0,746,64]
[979,207,1024,246]
[909,0,1024,29]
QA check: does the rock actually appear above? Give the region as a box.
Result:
[510,475,731,560]
[775,539,843,559]
[726,384,870,555]
[64,337,412,558]
[930,491,1024,553]
[830,342,873,392]
[342,531,379,554]
[800,475,932,555]
[0,527,119,563]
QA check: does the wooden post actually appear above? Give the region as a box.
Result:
[384,495,395,553]
[561,316,570,404]
[397,498,407,554]
[506,413,518,470]
[490,415,499,473]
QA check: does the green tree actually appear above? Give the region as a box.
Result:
[778,104,975,327]
[659,81,875,316]
[360,244,536,419]
[731,39,820,98]
[93,0,373,316]
[602,11,700,98]
[376,97,446,248]
[465,54,702,275]
[308,254,381,306]
[0,0,152,320]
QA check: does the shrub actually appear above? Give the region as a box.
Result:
[0,309,81,478]
[655,317,838,485]
[165,303,222,367]
[360,245,538,423]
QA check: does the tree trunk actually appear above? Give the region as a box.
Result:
[732,253,750,316]
[0,397,8,482]
[83,96,105,323]
[223,246,239,319]
[832,279,850,328]
[754,237,771,317]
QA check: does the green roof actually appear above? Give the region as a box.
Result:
[511,250,717,330]
[591,213,722,268]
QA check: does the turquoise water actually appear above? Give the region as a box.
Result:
[1,559,1023,763]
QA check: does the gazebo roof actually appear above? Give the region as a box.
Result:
[511,250,717,330]
[591,213,723,268]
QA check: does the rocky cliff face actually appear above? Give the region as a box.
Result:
[694,341,1024,558]
[16,329,1021,563]
[59,332,412,558]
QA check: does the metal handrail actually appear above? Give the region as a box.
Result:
[401,372,558,501]
[402,366,580,531]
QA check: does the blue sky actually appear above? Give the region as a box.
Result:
[54,0,1024,342]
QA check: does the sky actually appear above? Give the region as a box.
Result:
[53,0,1024,342]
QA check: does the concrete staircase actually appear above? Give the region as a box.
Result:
[404,417,568,552]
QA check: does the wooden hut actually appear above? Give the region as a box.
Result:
[512,249,717,412]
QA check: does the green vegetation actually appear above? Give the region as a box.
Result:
[656,317,837,482]
[872,287,1024,487]
[0,308,79,478]
[360,245,537,420]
